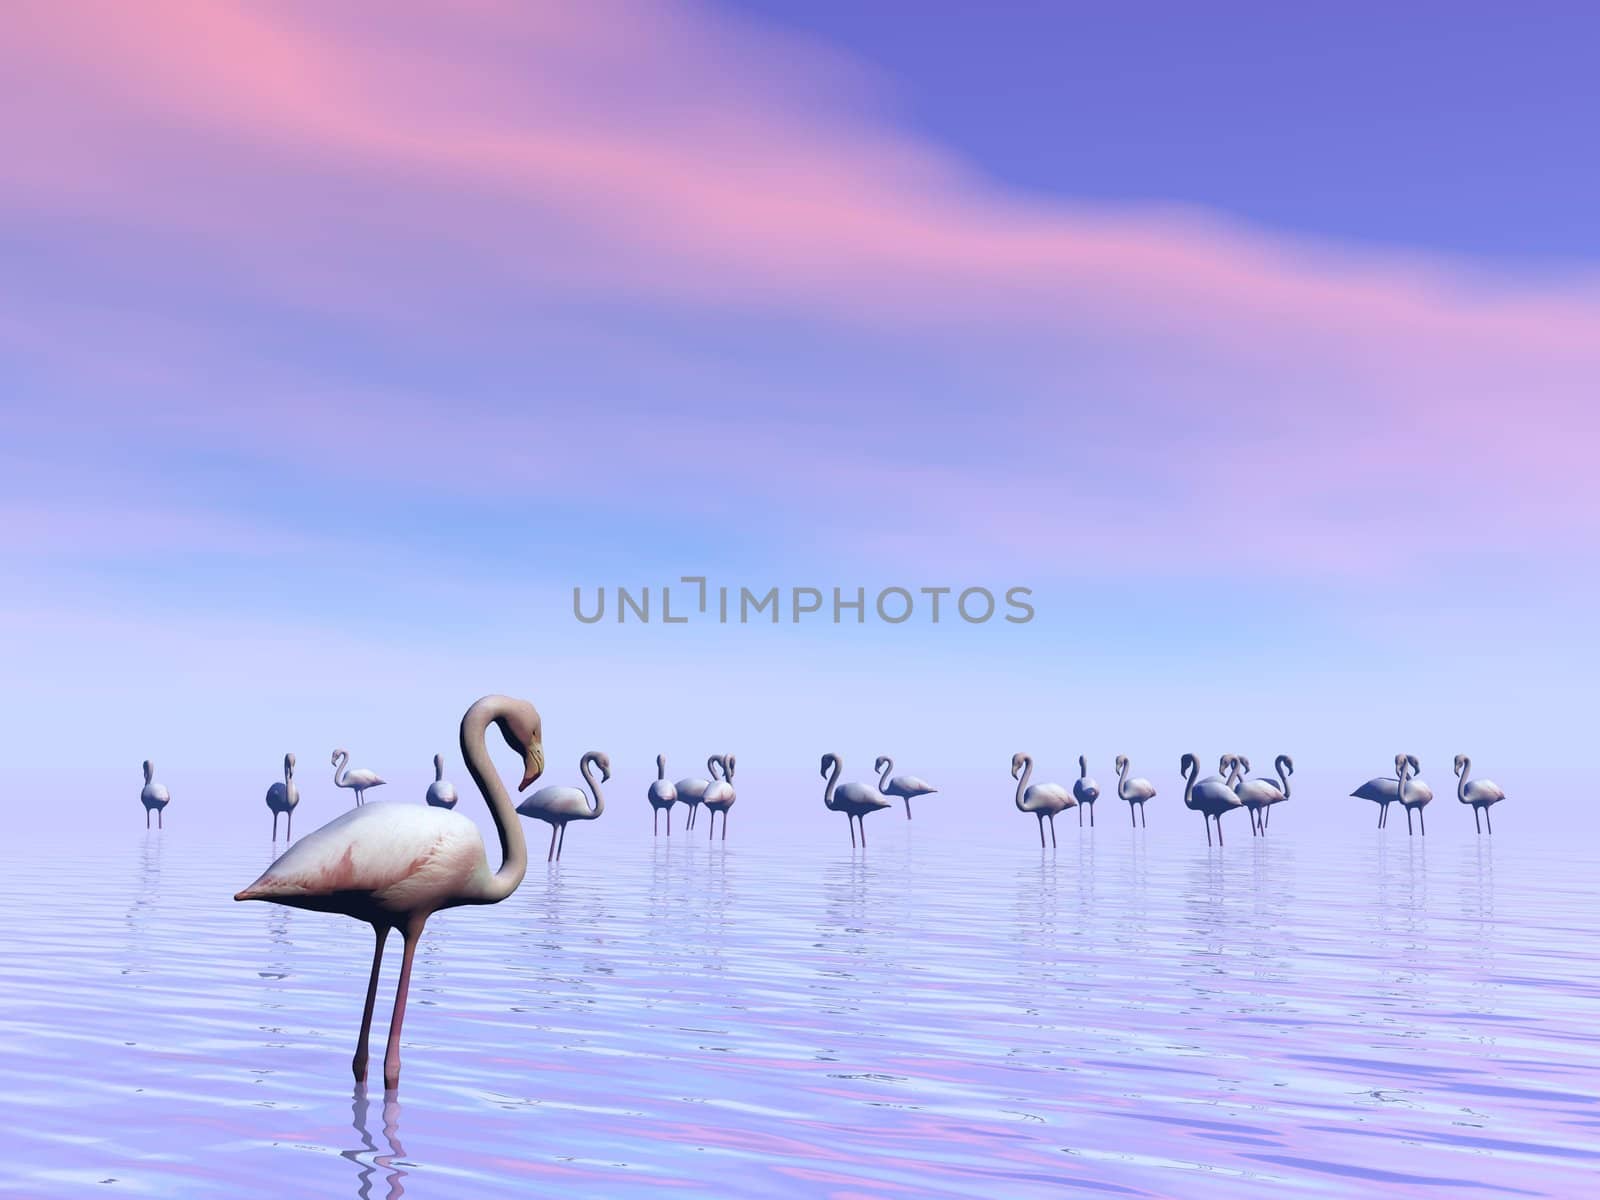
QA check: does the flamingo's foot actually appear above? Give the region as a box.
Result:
[353,1053,368,1084]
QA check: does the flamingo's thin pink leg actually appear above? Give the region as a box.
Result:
[353,924,389,1084]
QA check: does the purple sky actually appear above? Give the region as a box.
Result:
[3,1,1597,787]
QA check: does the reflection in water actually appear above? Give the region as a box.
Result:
[342,1086,407,1200]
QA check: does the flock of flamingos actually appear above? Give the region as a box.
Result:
[130,694,1509,1092]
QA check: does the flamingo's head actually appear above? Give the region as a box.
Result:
[724,753,736,780]
[1453,754,1468,775]
[284,752,295,773]
[1115,754,1129,773]
[1010,752,1029,778]
[1181,753,1198,774]
[874,755,890,774]
[331,748,345,767]
[142,759,153,783]
[820,752,838,778]
[1276,754,1294,776]
[586,750,612,782]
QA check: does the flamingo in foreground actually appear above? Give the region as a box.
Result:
[876,755,937,819]
[1181,752,1242,845]
[236,694,543,1091]
[333,749,386,806]
[1115,755,1156,826]
[1236,755,1293,834]
[675,756,724,831]
[1455,755,1506,834]
[425,754,458,809]
[1399,754,1433,836]
[1074,756,1100,826]
[517,750,609,861]
[265,752,299,840]
[702,753,737,840]
[1013,753,1074,847]
[821,753,892,847]
[648,754,678,835]
[140,760,170,829]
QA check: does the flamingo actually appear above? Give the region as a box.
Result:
[265,752,299,840]
[702,753,737,840]
[1236,755,1293,834]
[1115,755,1156,826]
[140,760,170,829]
[875,755,937,819]
[1352,755,1409,829]
[517,750,609,862]
[1074,756,1100,826]
[648,754,678,835]
[332,749,386,806]
[820,753,892,848]
[1012,753,1075,847]
[1454,755,1506,834]
[675,755,724,831]
[1181,752,1242,845]
[1399,753,1433,836]
[235,693,543,1091]
[425,754,458,809]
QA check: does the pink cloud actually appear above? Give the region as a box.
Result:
[2,0,1598,576]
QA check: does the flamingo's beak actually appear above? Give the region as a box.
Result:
[520,742,545,791]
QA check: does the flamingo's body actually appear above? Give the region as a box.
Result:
[821,753,892,847]
[517,750,609,862]
[265,752,300,840]
[425,753,457,809]
[333,749,386,806]
[1181,753,1242,845]
[702,753,737,840]
[648,754,678,836]
[236,694,543,1091]
[1236,754,1293,835]
[675,756,724,831]
[1074,755,1100,826]
[1013,753,1075,847]
[876,755,937,819]
[140,760,170,829]
[1454,754,1506,835]
[1352,754,1428,831]
[1115,755,1156,827]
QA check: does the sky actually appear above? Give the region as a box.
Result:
[3,1,1598,798]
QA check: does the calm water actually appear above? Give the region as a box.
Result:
[4,776,1598,1198]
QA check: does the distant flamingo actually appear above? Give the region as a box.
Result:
[875,755,937,819]
[1236,754,1293,834]
[140,760,170,829]
[1454,755,1506,834]
[675,756,724,831]
[517,750,609,862]
[648,754,678,835]
[703,753,737,840]
[1115,755,1156,827]
[1074,756,1100,826]
[1399,754,1433,836]
[1352,754,1410,829]
[332,749,386,806]
[236,694,544,1091]
[1181,752,1242,845]
[821,753,892,848]
[265,752,299,840]
[425,754,457,809]
[1013,753,1075,847]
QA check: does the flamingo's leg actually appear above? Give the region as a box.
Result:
[666,807,671,837]
[1217,814,1225,846]
[1049,813,1058,848]
[1485,807,1493,835]
[1079,802,1084,827]
[546,823,558,862]
[654,809,659,836]
[159,808,163,829]
[1129,804,1136,827]
[1204,813,1212,846]
[273,812,279,841]
[287,809,294,840]
[709,810,715,841]
[382,920,423,1092]
[353,924,389,1084]
[1141,802,1148,828]
[860,815,869,848]
[905,798,912,820]
[1406,807,1414,835]
[1090,803,1095,828]
[848,814,856,848]
[556,824,566,861]
[1419,809,1426,837]
[1474,807,1481,834]
[722,811,729,841]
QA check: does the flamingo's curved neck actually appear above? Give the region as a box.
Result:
[1455,756,1471,802]
[1224,757,1243,788]
[822,756,842,808]
[333,750,349,787]
[1116,759,1131,799]
[143,761,153,785]
[1079,755,1087,780]
[434,755,444,782]
[1182,757,1200,808]
[1275,755,1291,798]
[1014,757,1033,810]
[579,754,607,819]
[460,701,530,902]
[877,757,894,791]
[656,754,666,780]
